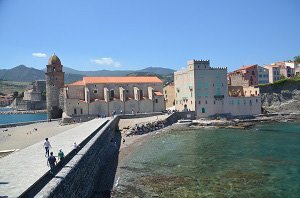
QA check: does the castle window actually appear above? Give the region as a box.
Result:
[205,100,207,104]
[199,101,201,104]
[80,109,83,114]
[155,99,158,103]
[53,67,56,72]
[139,90,143,98]
[94,85,96,87]
[74,108,77,115]
[191,101,192,104]
[110,90,115,99]
[256,99,258,103]
[214,100,216,104]
[93,90,98,94]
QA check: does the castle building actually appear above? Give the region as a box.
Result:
[45,54,64,119]
[174,60,261,118]
[163,82,175,109]
[63,76,165,117]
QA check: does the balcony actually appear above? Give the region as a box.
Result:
[214,95,224,100]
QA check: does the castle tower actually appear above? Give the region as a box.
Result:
[45,54,64,119]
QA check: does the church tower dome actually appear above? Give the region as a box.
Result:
[48,54,61,65]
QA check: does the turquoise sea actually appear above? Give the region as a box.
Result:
[113,122,300,197]
[0,108,47,125]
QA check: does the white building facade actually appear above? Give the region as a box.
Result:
[174,60,261,118]
[263,65,281,83]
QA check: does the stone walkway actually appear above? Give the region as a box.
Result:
[0,118,109,197]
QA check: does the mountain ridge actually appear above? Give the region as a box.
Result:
[0,65,175,84]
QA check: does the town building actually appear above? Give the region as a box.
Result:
[0,94,13,107]
[274,62,294,78]
[163,82,175,109]
[174,60,261,118]
[228,64,258,87]
[258,66,269,84]
[263,65,281,83]
[63,76,165,116]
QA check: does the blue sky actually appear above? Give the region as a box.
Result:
[0,0,299,72]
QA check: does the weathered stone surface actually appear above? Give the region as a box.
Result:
[260,82,300,113]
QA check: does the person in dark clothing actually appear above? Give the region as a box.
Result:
[47,152,57,174]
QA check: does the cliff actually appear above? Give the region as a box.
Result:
[260,79,300,113]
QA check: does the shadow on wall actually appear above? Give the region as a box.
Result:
[92,130,121,198]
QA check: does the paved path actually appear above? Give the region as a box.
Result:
[0,118,109,197]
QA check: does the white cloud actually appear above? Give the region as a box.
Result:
[90,57,121,67]
[32,52,47,58]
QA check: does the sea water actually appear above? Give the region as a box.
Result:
[113,122,300,197]
[0,111,47,125]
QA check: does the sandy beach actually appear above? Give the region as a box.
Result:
[0,114,169,158]
[0,121,81,157]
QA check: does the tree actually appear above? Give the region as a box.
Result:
[294,55,300,63]
[280,74,286,80]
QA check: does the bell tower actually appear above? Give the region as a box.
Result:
[45,54,64,119]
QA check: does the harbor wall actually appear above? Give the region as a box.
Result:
[28,117,119,197]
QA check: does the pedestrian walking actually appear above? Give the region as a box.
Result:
[47,152,57,174]
[43,138,52,157]
[72,142,79,153]
[58,149,64,162]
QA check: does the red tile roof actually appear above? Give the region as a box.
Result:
[237,64,257,71]
[83,76,163,84]
[68,80,85,86]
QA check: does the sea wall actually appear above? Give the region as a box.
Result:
[165,111,195,125]
[31,117,119,197]
[63,112,164,124]
[20,112,193,197]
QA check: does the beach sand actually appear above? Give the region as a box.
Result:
[0,121,81,156]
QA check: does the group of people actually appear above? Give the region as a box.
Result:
[43,138,79,174]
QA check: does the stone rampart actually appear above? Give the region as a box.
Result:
[28,117,119,197]
[20,112,194,197]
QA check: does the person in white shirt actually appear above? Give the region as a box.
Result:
[43,138,52,157]
[72,142,79,153]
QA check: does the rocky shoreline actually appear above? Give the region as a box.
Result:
[0,110,47,115]
[189,113,300,129]
[122,113,300,136]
